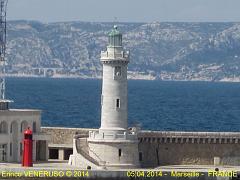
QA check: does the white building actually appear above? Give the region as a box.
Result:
[69,26,139,169]
[0,100,49,162]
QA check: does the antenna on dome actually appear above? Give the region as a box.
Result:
[113,17,119,27]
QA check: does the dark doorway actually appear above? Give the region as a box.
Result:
[64,148,73,160]
[49,148,59,159]
[36,141,47,161]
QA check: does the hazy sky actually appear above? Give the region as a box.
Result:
[7,0,240,23]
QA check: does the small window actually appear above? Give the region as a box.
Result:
[118,149,122,157]
[33,122,36,133]
[20,143,22,156]
[0,121,7,134]
[139,152,143,161]
[10,123,12,133]
[10,143,12,156]
[114,66,121,78]
[116,99,120,108]
[21,121,28,133]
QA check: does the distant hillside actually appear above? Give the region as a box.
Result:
[5,20,240,81]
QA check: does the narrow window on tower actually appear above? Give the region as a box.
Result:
[139,152,143,161]
[118,149,122,157]
[116,99,120,108]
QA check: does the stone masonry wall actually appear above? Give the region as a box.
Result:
[139,131,240,167]
[42,127,240,167]
[41,127,96,145]
[139,142,240,167]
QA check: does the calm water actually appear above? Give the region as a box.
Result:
[5,77,240,132]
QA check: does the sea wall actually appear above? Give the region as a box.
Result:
[42,127,240,167]
[139,131,240,167]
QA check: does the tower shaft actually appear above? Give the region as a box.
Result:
[100,26,129,132]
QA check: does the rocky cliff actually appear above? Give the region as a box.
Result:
[6,21,240,81]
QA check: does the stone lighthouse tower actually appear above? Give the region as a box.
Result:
[100,25,129,132]
[86,26,139,169]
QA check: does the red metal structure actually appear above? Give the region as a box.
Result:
[22,127,33,167]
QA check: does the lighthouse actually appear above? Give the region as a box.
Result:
[86,26,139,169]
[100,25,129,132]
[69,25,139,169]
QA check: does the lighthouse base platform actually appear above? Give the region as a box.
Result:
[69,130,140,170]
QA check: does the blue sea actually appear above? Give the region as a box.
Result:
[5,77,240,132]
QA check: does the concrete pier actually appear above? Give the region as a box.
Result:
[0,161,239,179]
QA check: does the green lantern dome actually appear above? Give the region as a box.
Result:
[108,25,122,47]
